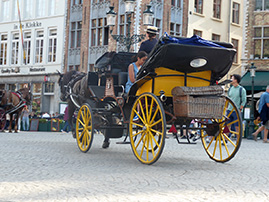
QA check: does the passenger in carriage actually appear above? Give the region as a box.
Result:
[125,51,148,94]
[139,26,158,54]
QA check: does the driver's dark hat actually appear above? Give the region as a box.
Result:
[146,26,158,34]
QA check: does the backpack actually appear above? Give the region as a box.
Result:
[228,86,246,107]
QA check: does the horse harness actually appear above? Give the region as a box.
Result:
[4,90,27,114]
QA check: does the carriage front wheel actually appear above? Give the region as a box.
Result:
[75,103,94,153]
[129,93,166,165]
[201,96,242,163]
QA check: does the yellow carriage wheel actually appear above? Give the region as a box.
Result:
[76,103,94,153]
[129,93,166,165]
[201,96,242,163]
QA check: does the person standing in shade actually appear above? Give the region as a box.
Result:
[139,26,158,54]
[62,106,71,133]
[252,85,269,143]
[22,105,30,131]
[227,74,247,133]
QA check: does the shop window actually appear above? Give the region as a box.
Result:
[44,82,55,94]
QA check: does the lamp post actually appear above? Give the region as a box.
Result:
[106,2,154,52]
[248,62,256,139]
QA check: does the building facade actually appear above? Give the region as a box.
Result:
[187,0,245,81]
[63,0,188,73]
[0,0,66,114]
[243,0,269,71]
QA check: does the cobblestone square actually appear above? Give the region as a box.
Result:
[0,131,268,202]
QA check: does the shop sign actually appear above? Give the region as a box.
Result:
[13,21,42,30]
[29,67,46,72]
[1,67,20,74]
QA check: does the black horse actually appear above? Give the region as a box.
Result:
[57,71,110,148]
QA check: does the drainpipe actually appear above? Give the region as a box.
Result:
[227,0,232,43]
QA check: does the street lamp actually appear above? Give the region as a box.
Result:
[248,62,256,139]
[106,2,154,52]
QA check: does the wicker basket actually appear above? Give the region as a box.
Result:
[172,86,225,119]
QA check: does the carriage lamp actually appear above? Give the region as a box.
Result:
[143,5,154,26]
[247,63,256,139]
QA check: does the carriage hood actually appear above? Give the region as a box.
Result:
[136,34,236,84]
[94,52,136,73]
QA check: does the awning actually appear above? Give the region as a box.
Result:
[240,71,269,91]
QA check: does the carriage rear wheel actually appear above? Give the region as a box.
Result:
[76,103,94,153]
[129,93,166,165]
[201,96,242,163]
[0,108,6,131]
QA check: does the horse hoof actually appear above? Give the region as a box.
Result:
[102,141,110,149]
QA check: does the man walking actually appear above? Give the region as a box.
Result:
[227,74,247,132]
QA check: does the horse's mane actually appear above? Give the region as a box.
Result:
[60,70,78,85]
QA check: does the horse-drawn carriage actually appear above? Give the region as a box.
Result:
[59,34,242,165]
[0,88,32,132]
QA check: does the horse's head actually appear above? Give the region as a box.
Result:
[18,88,32,105]
[57,70,78,101]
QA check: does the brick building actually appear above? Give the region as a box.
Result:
[63,0,188,73]
[241,0,269,92]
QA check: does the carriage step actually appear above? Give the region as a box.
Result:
[116,141,130,144]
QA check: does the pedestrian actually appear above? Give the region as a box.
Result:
[62,106,70,133]
[125,51,148,94]
[252,85,269,143]
[21,106,30,131]
[227,74,247,132]
[139,26,158,54]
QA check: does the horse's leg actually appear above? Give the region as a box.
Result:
[14,112,20,133]
[8,113,12,133]
[68,101,76,138]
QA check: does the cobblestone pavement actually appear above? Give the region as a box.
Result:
[0,131,268,202]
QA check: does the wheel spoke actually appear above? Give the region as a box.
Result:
[148,98,154,123]
[149,130,160,148]
[145,96,149,123]
[149,135,155,159]
[150,107,159,124]
[78,118,85,128]
[139,133,147,157]
[132,109,146,125]
[218,134,223,160]
[150,128,162,136]
[135,131,146,149]
[221,134,230,156]
[133,130,144,137]
[226,119,239,126]
[150,119,162,127]
[138,99,147,123]
[130,122,144,128]
[223,133,237,147]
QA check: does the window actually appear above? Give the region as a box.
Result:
[232,2,240,24]
[37,0,46,17]
[91,18,108,46]
[32,83,42,113]
[68,65,79,71]
[70,21,82,48]
[23,32,31,64]
[193,29,202,37]
[170,23,180,37]
[48,29,57,62]
[171,0,180,7]
[253,27,269,59]
[119,15,127,35]
[213,0,221,19]
[194,0,203,14]
[1,0,10,21]
[35,30,44,64]
[24,0,33,19]
[11,33,20,65]
[72,0,83,5]
[44,82,55,94]
[0,34,8,65]
[255,0,269,11]
[231,38,239,63]
[212,33,220,41]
